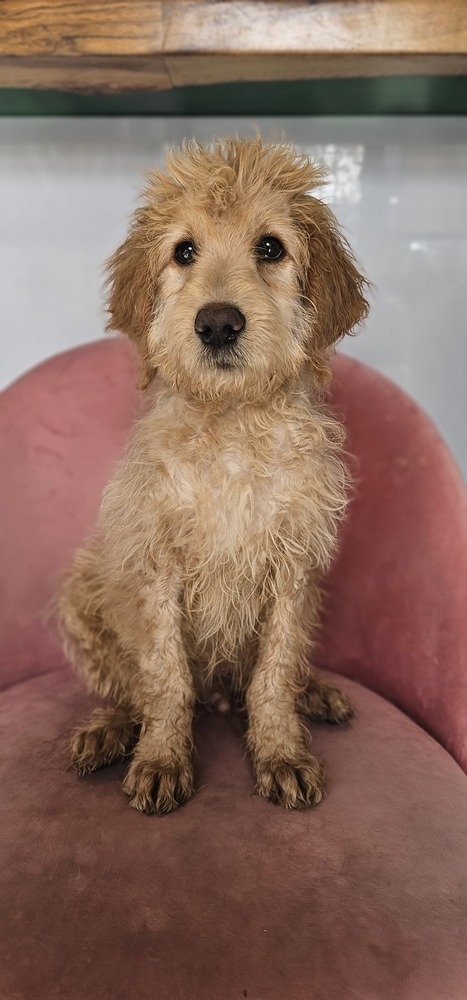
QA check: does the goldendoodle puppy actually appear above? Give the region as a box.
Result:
[59,136,368,813]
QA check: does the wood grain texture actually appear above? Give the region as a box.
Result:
[0,56,171,93]
[0,0,169,92]
[0,0,466,93]
[167,53,467,88]
[165,1,467,55]
[0,1,164,56]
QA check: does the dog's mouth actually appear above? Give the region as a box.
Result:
[201,346,243,372]
[215,359,237,371]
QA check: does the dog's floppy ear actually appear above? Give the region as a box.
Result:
[301,199,369,384]
[106,207,157,390]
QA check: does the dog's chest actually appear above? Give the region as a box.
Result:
[161,431,306,659]
[164,433,298,559]
[140,400,343,662]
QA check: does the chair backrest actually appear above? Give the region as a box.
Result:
[1,339,466,770]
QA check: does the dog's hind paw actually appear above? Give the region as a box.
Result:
[70,708,139,775]
[122,758,194,814]
[298,678,354,726]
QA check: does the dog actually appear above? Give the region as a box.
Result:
[58,136,368,814]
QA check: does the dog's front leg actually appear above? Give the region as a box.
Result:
[246,576,325,809]
[122,558,196,814]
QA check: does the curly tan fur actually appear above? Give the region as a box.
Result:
[59,137,367,813]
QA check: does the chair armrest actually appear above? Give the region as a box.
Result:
[318,355,467,771]
[0,338,139,690]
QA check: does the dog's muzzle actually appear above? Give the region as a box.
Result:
[194,303,245,350]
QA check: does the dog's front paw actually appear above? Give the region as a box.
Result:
[122,757,194,814]
[255,752,326,809]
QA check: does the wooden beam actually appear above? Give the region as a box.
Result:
[0,0,465,93]
[166,0,467,86]
[0,0,170,91]
[0,1,164,56]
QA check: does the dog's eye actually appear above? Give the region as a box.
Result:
[256,236,285,262]
[174,241,196,266]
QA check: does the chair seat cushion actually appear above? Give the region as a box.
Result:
[1,668,467,1000]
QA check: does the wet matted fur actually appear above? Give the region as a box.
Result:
[59,137,368,813]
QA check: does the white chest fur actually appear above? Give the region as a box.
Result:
[102,387,347,664]
[163,423,300,560]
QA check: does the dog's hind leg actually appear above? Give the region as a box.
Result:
[58,543,141,773]
[70,706,140,775]
[58,542,134,704]
[297,675,354,725]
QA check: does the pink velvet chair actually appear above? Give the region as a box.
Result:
[1,338,467,1000]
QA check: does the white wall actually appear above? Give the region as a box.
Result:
[1,116,466,474]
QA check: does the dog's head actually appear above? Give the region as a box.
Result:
[107,137,368,400]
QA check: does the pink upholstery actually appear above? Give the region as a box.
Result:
[319,354,467,770]
[1,668,467,1000]
[1,339,467,999]
[0,338,140,689]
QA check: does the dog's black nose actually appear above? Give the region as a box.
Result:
[194,303,245,349]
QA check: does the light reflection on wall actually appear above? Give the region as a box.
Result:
[298,144,364,204]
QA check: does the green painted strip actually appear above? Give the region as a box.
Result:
[0,76,466,115]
